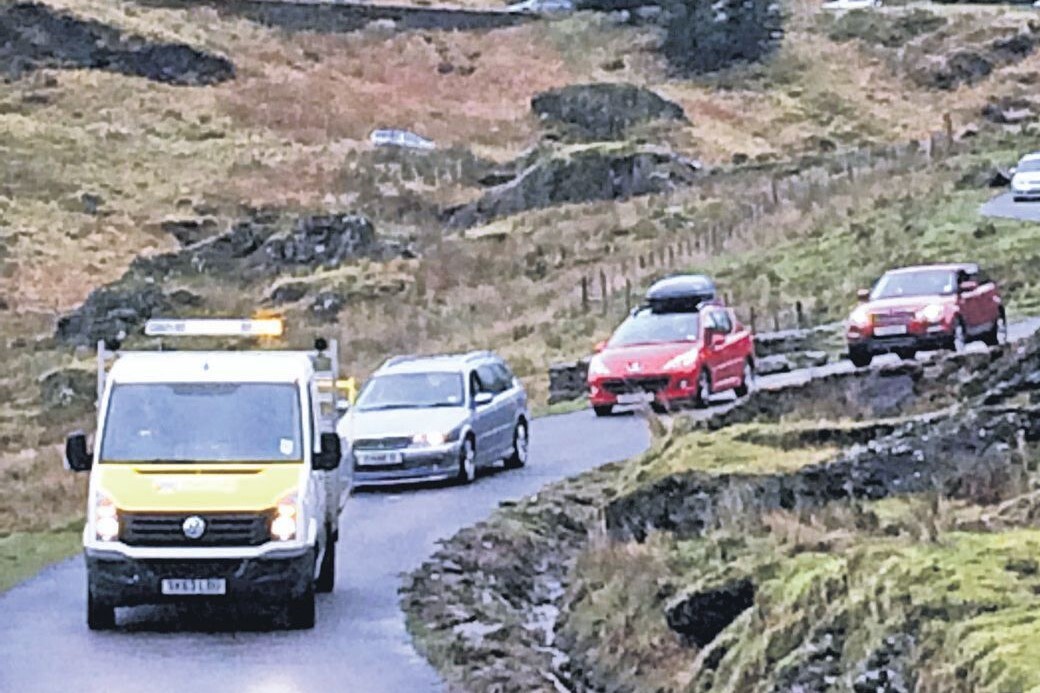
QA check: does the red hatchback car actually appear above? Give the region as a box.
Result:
[587,278,755,416]
[845,263,1006,367]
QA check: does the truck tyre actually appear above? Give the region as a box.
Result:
[287,585,316,630]
[504,421,528,470]
[316,530,336,594]
[849,348,872,368]
[87,590,116,631]
[593,405,613,417]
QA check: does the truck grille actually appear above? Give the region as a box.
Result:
[352,437,413,451]
[120,513,271,547]
[602,377,671,395]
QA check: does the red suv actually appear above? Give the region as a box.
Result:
[587,277,755,416]
[845,263,1006,367]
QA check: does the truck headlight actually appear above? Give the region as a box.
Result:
[94,493,119,542]
[271,493,298,542]
[917,304,945,323]
[663,348,699,371]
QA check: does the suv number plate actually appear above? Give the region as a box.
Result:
[874,325,908,337]
[161,578,226,596]
[356,451,404,466]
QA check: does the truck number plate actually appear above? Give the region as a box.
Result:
[617,392,655,405]
[161,578,227,596]
[356,451,404,466]
[874,325,908,337]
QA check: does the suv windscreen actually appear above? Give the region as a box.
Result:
[100,383,303,463]
[608,312,700,347]
[356,372,465,411]
[871,269,956,300]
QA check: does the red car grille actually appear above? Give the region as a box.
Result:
[602,377,671,395]
[871,311,915,327]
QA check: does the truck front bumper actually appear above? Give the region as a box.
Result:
[86,546,315,607]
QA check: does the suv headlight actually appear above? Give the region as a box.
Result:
[271,493,298,542]
[588,355,610,376]
[917,303,945,323]
[93,492,119,542]
[664,348,699,371]
[849,305,871,327]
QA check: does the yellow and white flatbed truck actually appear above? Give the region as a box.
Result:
[64,318,350,630]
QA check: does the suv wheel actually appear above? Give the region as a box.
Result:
[694,369,712,409]
[287,585,316,630]
[593,405,613,417]
[734,360,754,397]
[504,422,528,469]
[87,590,115,631]
[457,436,476,484]
[849,347,872,368]
[315,529,336,594]
[984,311,1008,347]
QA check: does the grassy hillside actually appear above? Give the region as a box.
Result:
[3,0,1040,546]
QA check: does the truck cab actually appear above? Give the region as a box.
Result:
[64,319,349,630]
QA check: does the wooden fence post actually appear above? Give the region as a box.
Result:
[581,276,589,314]
[749,306,757,334]
[625,278,632,314]
[795,300,805,329]
[600,269,608,316]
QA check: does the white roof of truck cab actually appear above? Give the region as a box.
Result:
[107,351,316,385]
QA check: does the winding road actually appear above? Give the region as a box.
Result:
[981,191,1040,222]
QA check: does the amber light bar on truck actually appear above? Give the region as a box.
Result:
[144,318,285,338]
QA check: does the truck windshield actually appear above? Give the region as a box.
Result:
[356,372,465,411]
[100,383,303,463]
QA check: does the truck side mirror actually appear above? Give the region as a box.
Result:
[65,432,93,472]
[856,289,870,302]
[314,432,342,471]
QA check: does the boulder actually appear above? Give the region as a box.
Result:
[531,83,687,142]
[255,214,377,273]
[548,359,590,404]
[39,367,95,410]
[756,354,794,376]
[982,97,1035,125]
[665,578,755,647]
[161,217,220,247]
[56,282,170,347]
[446,146,702,229]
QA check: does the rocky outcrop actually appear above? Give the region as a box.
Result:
[548,359,590,405]
[913,30,1038,90]
[38,367,95,410]
[826,8,946,48]
[658,0,782,75]
[446,145,702,229]
[982,96,1036,125]
[531,83,687,142]
[56,211,408,346]
[0,2,234,85]
[665,579,756,648]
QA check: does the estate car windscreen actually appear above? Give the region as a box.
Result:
[871,269,957,300]
[100,383,303,463]
[355,372,465,411]
[1018,159,1040,173]
[608,312,700,348]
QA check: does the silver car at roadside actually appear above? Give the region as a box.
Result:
[336,351,530,487]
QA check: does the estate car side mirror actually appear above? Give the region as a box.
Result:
[959,280,979,293]
[593,340,607,354]
[856,289,870,302]
[473,391,494,407]
[313,432,342,471]
[65,431,92,472]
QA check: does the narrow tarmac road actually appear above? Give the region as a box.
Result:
[980,191,1040,222]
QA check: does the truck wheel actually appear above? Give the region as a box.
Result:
[593,405,613,417]
[849,348,873,368]
[504,421,528,469]
[315,531,336,594]
[87,591,115,631]
[287,585,316,630]
[734,360,754,398]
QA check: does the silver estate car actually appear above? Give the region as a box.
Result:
[337,351,530,486]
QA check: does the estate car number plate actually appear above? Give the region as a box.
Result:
[356,451,404,466]
[617,392,655,405]
[874,325,908,337]
[161,578,226,596]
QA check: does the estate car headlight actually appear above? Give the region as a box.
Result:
[270,493,298,542]
[588,355,610,376]
[917,303,945,324]
[413,431,448,447]
[93,492,119,542]
[663,348,700,372]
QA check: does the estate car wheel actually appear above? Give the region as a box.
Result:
[315,529,336,594]
[734,360,754,398]
[87,590,115,631]
[287,585,316,630]
[849,348,873,368]
[984,311,1008,347]
[593,405,613,417]
[694,369,712,409]
[504,421,529,470]
[457,436,476,484]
